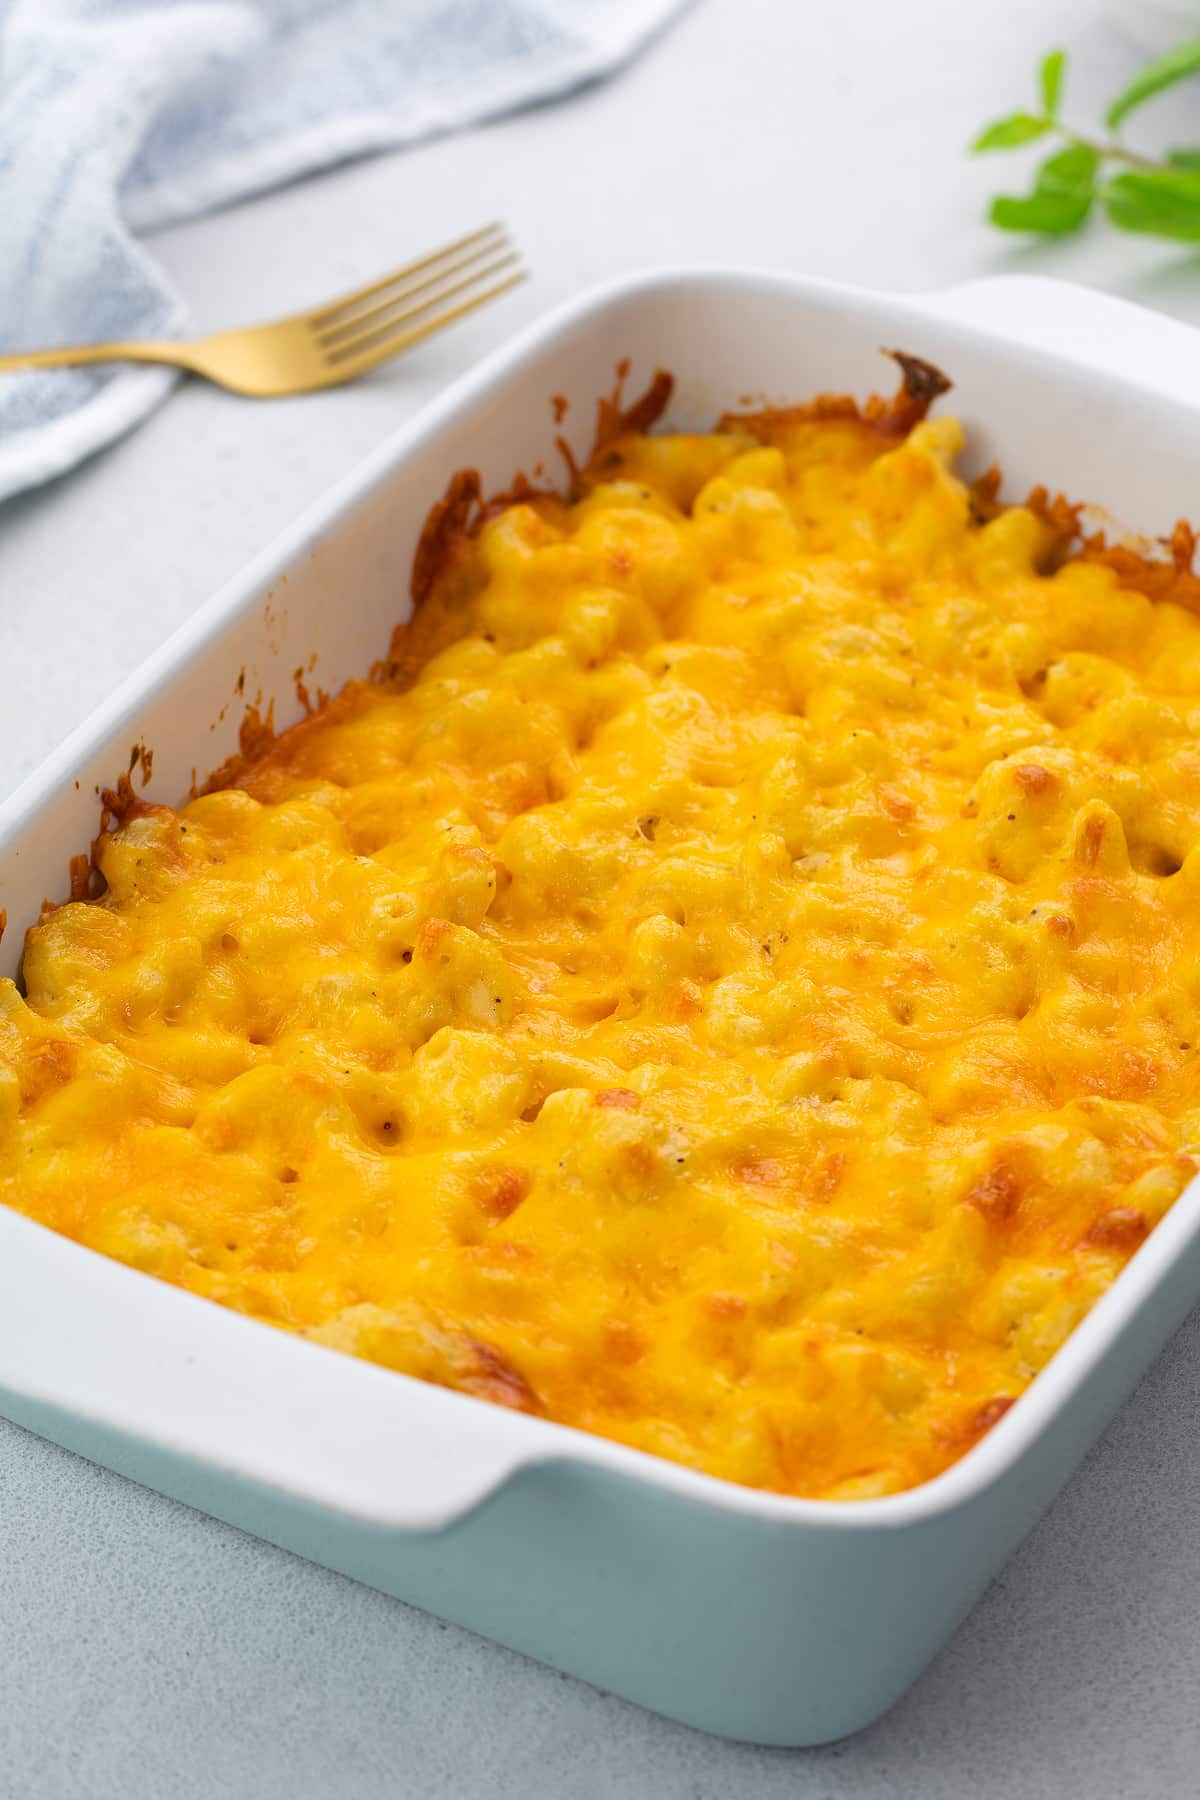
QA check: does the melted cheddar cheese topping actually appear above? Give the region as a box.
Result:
[4,401,1200,1500]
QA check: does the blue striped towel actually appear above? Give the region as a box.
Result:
[0,0,686,503]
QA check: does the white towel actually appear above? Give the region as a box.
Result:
[0,0,686,504]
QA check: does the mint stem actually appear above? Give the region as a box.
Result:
[1060,125,1158,171]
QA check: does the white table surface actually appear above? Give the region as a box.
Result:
[4,1,1200,1793]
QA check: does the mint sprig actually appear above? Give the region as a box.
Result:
[971,43,1200,241]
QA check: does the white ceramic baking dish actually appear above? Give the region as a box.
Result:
[2,269,1200,1747]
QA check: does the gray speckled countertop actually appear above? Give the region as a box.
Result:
[4,1,1200,1792]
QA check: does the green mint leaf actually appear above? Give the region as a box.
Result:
[1040,49,1066,119]
[1104,167,1200,239]
[1035,142,1098,196]
[989,188,1093,235]
[1167,147,1200,171]
[971,112,1049,153]
[1106,39,1200,129]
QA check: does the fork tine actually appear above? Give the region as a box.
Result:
[308,223,507,330]
[315,240,517,347]
[321,252,522,359]
[326,272,527,378]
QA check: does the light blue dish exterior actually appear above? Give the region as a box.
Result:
[2,270,1200,1745]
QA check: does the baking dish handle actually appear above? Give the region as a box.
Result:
[919,274,1200,410]
[0,1209,552,1535]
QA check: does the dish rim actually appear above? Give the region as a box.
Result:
[3,262,1200,1538]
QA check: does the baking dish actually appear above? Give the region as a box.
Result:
[3,268,1200,1746]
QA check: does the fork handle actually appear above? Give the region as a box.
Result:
[0,342,197,375]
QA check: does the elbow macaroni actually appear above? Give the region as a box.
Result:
[3,393,1200,1499]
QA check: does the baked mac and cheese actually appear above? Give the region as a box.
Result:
[3,367,1199,1499]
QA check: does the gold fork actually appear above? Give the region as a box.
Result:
[0,223,525,397]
